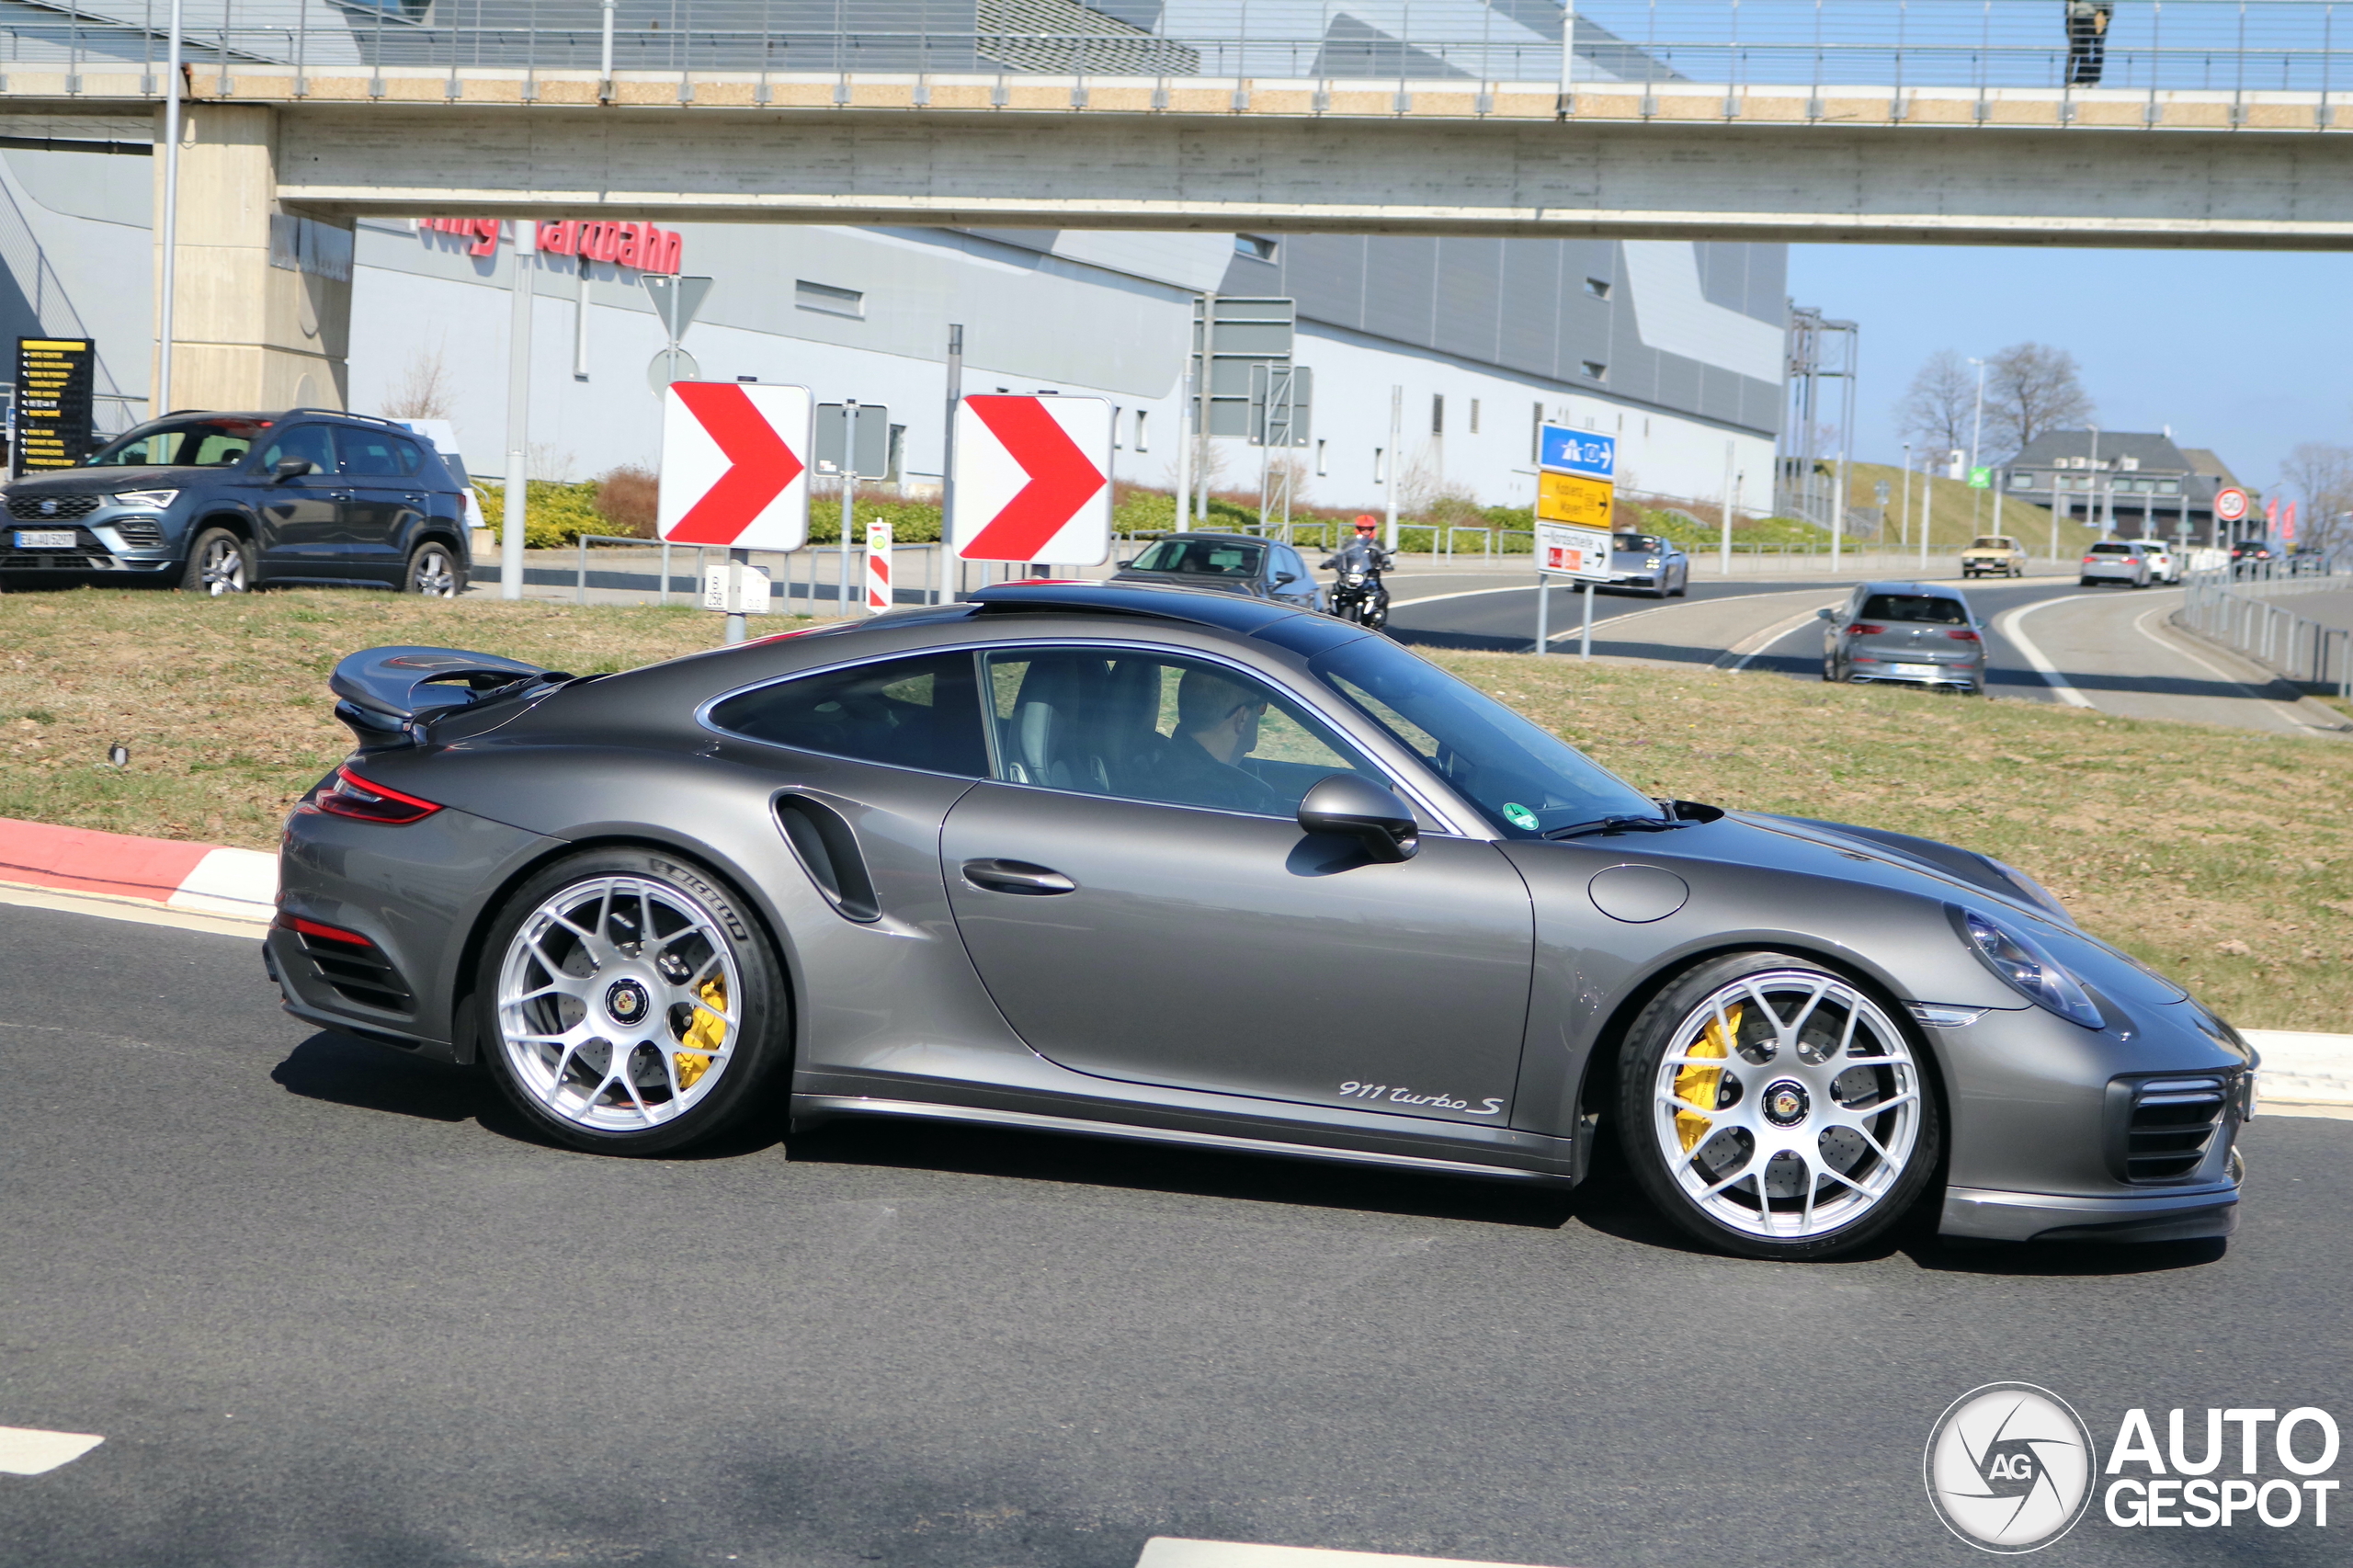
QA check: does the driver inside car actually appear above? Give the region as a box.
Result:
[1154,668,1280,815]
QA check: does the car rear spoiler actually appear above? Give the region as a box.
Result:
[328,645,563,747]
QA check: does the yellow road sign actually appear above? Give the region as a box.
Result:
[1538,471,1613,528]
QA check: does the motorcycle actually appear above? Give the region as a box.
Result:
[1323,558,1391,630]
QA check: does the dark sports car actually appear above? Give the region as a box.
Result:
[270,582,2252,1260]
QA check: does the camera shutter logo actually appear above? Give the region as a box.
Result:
[1924,1383,2096,1552]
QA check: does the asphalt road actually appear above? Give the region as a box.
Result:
[1391,571,2352,736]
[4,901,2347,1568]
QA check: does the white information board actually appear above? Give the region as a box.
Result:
[1535,522,1614,582]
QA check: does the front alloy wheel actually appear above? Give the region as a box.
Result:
[180,527,251,596]
[406,540,460,597]
[481,850,789,1153]
[1618,953,1939,1259]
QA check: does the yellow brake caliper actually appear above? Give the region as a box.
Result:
[1673,1004,1744,1154]
[675,974,727,1092]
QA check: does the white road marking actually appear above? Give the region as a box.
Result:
[1140,1541,1579,1568]
[1719,596,1847,670]
[0,1426,104,1476]
[1992,596,2104,709]
[0,880,266,940]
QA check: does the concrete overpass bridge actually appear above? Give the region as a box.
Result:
[3,0,2351,410]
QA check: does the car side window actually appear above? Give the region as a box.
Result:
[1275,545,1310,585]
[980,649,1380,818]
[708,653,987,777]
[336,428,406,477]
[391,437,430,478]
[256,425,335,475]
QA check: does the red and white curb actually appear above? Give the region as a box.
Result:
[0,1425,103,1476]
[0,814,274,935]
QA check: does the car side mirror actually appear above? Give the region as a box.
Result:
[1116,557,1134,568]
[1298,774,1419,863]
[1815,607,1836,620]
[272,458,313,481]
[1275,572,1299,585]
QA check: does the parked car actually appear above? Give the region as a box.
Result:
[1819,581,1987,694]
[2134,540,2181,584]
[2079,540,2152,588]
[1111,532,1322,613]
[1959,535,2028,579]
[1607,531,1689,597]
[0,410,472,597]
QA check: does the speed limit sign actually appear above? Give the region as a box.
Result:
[2214,486,2249,524]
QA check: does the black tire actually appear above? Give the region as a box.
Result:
[2079,576,2097,586]
[475,847,791,1155]
[405,539,465,597]
[178,527,253,596]
[1615,950,1942,1261]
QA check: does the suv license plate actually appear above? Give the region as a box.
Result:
[14,528,75,549]
[1891,663,1942,679]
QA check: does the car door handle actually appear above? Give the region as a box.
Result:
[960,858,1076,895]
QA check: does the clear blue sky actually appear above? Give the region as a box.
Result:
[1786,245,2352,495]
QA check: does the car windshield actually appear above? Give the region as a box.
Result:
[2090,542,2131,555]
[1310,637,1658,837]
[1859,593,1968,624]
[1131,538,1265,576]
[1970,537,2010,549]
[1614,533,1661,553]
[86,418,266,467]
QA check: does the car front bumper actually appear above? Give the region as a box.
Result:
[1940,1183,2239,1243]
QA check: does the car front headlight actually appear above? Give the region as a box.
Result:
[1952,906,2105,1028]
[111,488,179,507]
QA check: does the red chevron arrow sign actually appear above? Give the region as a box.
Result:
[657,381,813,550]
[949,395,1113,564]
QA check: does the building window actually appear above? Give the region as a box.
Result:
[1234,234,1279,262]
[795,279,864,318]
[1374,447,1387,483]
[2157,479,2180,495]
[1469,399,1481,435]
[1582,360,1608,381]
[1530,402,1544,462]
[1585,278,1612,299]
[1113,406,1124,449]
[1315,438,1328,476]
[1133,409,1148,451]
[2009,472,2032,490]
[1431,394,1444,436]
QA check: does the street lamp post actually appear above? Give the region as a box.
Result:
[1967,356,1988,532]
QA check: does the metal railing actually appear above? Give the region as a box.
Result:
[2179,553,2353,699]
[564,531,950,608]
[9,2,2353,98]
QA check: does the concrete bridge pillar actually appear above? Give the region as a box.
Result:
[152,102,351,414]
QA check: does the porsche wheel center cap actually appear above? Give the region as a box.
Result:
[605,979,651,1025]
[1764,1079,1811,1128]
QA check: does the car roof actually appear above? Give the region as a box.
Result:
[968,578,1305,632]
[1141,532,1270,546]
[1858,580,1967,598]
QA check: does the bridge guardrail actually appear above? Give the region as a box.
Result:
[10,2,2353,98]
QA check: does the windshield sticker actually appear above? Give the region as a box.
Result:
[1502,802,1540,831]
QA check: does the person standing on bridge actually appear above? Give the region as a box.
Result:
[2066,0,2116,86]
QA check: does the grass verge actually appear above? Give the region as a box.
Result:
[3,588,2346,1028]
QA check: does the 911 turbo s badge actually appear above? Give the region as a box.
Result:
[1339,1081,1504,1115]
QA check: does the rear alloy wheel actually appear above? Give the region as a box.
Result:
[480,849,790,1154]
[1617,952,1940,1260]
[179,527,252,596]
[405,540,461,598]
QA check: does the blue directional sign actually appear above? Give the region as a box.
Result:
[1540,425,1616,482]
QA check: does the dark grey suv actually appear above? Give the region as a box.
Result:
[2,410,472,597]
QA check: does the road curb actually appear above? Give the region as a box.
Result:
[0,815,275,925]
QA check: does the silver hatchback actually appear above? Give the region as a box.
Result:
[1820,582,1987,694]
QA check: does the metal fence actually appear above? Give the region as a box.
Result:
[2178,553,2353,699]
[11,2,2353,96]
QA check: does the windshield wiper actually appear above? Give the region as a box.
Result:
[1543,814,1692,840]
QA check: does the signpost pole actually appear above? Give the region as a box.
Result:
[1194,293,1216,528]
[157,0,186,416]
[839,399,858,613]
[725,548,747,645]
[1719,440,1733,576]
[944,325,963,601]
[1581,581,1595,659]
[501,219,536,602]
[1171,365,1193,540]
[1535,575,1550,656]
[1383,384,1402,553]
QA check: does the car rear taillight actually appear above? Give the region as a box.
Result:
[313,765,441,824]
[1947,629,1981,642]
[1847,622,1885,636]
[278,913,374,948]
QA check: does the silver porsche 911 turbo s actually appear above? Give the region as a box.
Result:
[270,581,2254,1261]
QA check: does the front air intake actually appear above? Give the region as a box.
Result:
[2116,1074,2233,1183]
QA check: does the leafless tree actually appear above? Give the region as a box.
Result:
[1985,342,2095,458]
[1894,351,1976,467]
[381,344,455,421]
[2280,440,2353,553]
